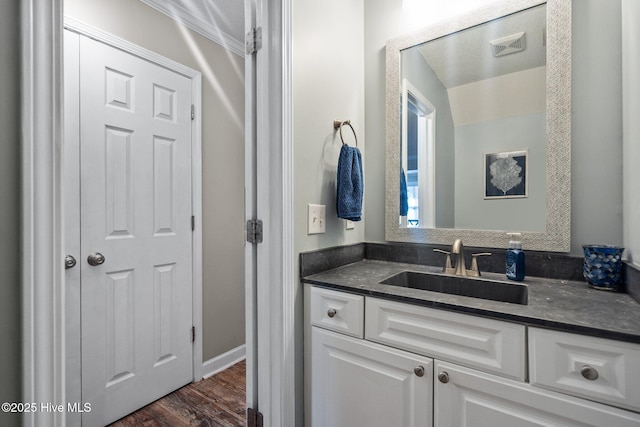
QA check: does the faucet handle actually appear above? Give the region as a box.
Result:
[469,252,492,277]
[433,249,455,275]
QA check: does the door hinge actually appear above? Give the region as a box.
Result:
[246,27,263,55]
[191,326,195,343]
[246,219,263,244]
[247,408,264,427]
[191,215,195,231]
[191,104,195,120]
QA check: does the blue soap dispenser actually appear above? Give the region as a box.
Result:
[506,233,525,281]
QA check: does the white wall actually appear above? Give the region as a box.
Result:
[622,0,640,266]
[448,67,546,126]
[0,3,22,426]
[65,0,246,361]
[365,0,626,256]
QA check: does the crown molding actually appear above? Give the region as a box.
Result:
[139,0,245,57]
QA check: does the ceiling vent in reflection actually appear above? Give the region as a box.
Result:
[489,32,526,57]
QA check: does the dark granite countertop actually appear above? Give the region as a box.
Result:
[303,259,640,344]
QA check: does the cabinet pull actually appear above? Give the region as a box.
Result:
[414,366,425,377]
[580,365,599,381]
[438,371,449,384]
[327,308,337,318]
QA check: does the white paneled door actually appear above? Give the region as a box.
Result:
[74,35,194,426]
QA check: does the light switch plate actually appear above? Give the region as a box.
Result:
[346,220,355,230]
[308,204,326,234]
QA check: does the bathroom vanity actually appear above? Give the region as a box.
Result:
[303,259,640,427]
[302,0,640,424]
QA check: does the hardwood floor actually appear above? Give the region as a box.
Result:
[109,360,246,427]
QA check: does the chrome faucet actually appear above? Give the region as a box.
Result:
[434,239,492,277]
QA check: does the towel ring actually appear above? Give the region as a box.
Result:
[333,120,358,147]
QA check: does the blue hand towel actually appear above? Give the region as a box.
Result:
[400,168,408,217]
[336,144,363,221]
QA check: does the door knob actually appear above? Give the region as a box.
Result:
[87,252,106,266]
[65,255,77,270]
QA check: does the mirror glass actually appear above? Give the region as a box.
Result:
[385,0,571,251]
[400,4,546,232]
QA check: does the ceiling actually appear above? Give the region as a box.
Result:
[416,4,547,88]
[140,0,245,56]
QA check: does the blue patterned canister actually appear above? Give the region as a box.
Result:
[582,245,625,290]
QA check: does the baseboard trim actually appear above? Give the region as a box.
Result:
[202,344,246,379]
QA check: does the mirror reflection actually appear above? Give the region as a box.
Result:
[399,4,546,232]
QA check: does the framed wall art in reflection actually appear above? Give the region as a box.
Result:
[484,149,528,199]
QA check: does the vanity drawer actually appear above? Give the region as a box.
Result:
[529,327,640,412]
[365,297,526,380]
[309,286,364,338]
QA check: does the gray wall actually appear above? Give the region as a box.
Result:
[0,3,22,427]
[455,113,546,231]
[622,0,640,266]
[293,0,365,424]
[65,0,245,361]
[364,0,429,246]
[402,48,455,228]
[293,1,366,255]
[571,0,623,255]
[365,0,626,256]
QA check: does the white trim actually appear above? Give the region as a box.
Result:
[191,74,204,382]
[64,17,201,79]
[281,0,296,424]
[21,1,66,426]
[138,0,245,57]
[622,0,640,265]
[202,345,247,379]
[62,29,82,427]
[61,17,204,418]
[253,0,296,424]
[244,0,259,416]
[255,0,274,419]
[401,79,436,229]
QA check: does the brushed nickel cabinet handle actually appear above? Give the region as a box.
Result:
[581,365,599,381]
[327,308,337,318]
[438,371,449,384]
[414,366,425,377]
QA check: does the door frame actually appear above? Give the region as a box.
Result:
[22,1,295,426]
[63,14,204,413]
[248,0,296,424]
[22,5,204,425]
[21,2,66,426]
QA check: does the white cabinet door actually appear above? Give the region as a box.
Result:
[435,360,640,427]
[311,328,433,427]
